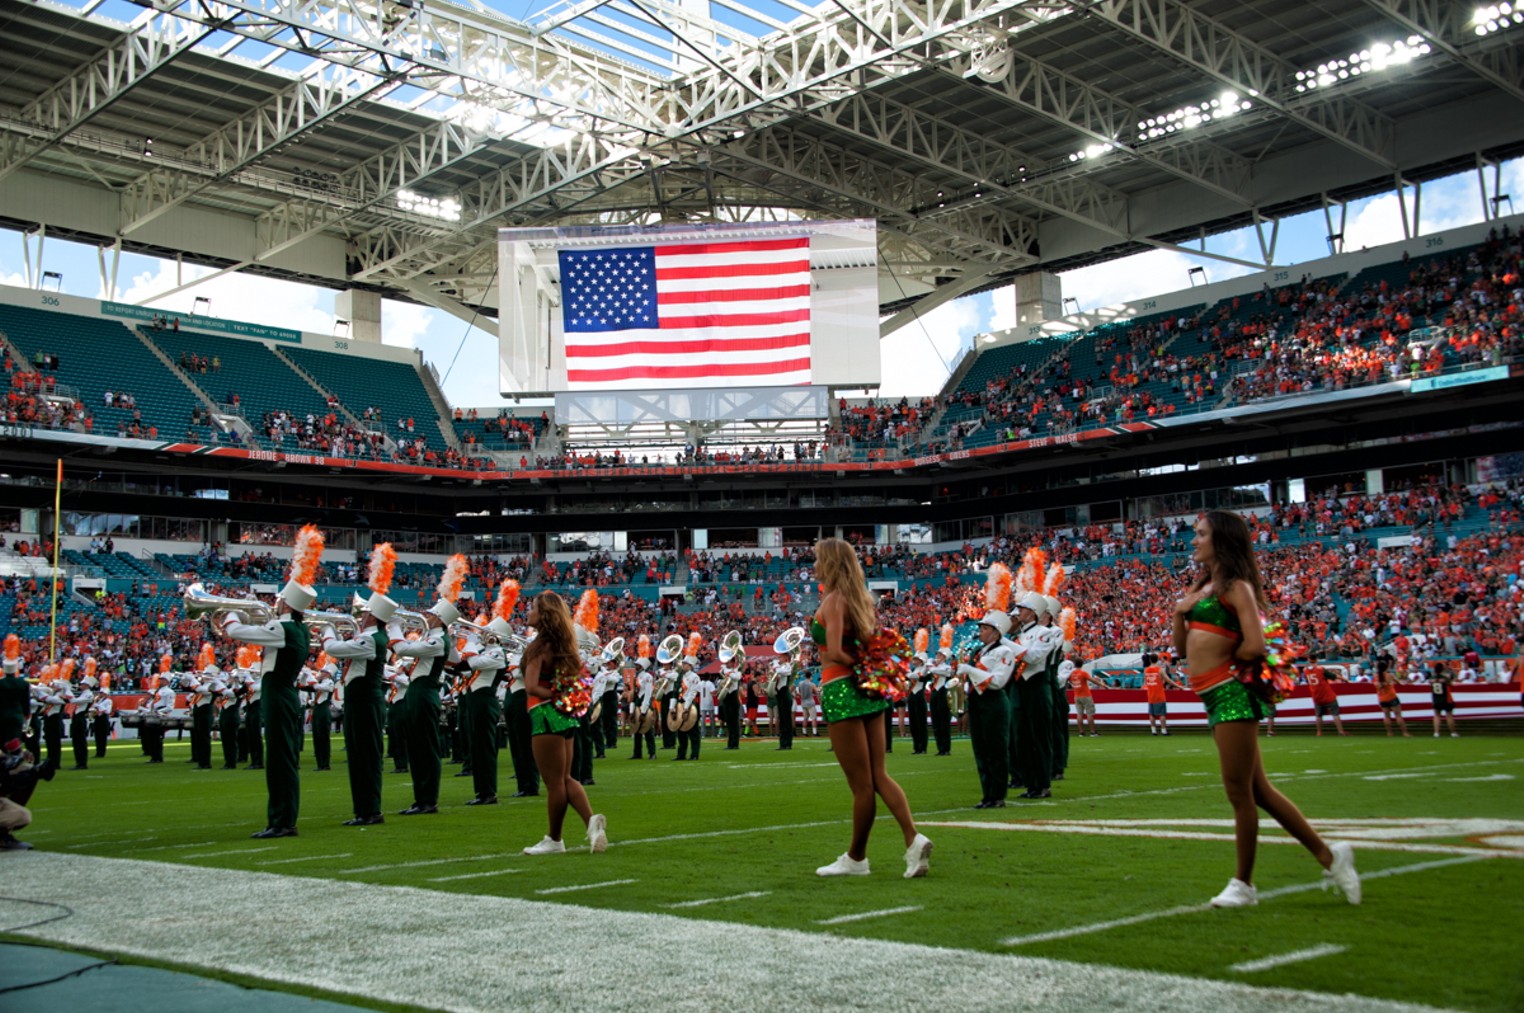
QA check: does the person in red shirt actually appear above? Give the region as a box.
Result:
[1303,657,1348,737]
[1141,653,1181,736]
[1069,664,1103,737]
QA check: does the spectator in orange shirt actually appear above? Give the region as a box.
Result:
[1375,656,1411,738]
[1069,664,1103,737]
[1303,657,1348,737]
[1141,653,1181,736]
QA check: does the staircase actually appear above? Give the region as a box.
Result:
[0,327,35,377]
[132,327,254,443]
[415,360,464,453]
[268,346,370,428]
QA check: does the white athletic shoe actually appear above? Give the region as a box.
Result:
[1210,878,1258,908]
[903,833,933,879]
[1324,840,1361,905]
[587,814,608,853]
[523,836,566,856]
[816,853,870,877]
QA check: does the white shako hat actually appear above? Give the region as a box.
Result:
[1016,591,1048,619]
[1044,595,1062,621]
[485,617,513,640]
[979,610,1012,636]
[429,599,462,626]
[364,591,399,623]
[279,580,317,612]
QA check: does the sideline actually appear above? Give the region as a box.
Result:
[0,853,1448,1013]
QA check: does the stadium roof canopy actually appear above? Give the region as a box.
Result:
[2,0,1522,331]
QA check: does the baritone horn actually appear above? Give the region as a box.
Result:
[184,583,273,626]
[303,610,358,636]
[772,626,806,658]
[717,630,742,664]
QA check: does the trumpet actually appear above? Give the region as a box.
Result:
[184,583,273,626]
[303,609,359,637]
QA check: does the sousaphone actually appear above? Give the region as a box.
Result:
[772,626,806,656]
[717,630,742,664]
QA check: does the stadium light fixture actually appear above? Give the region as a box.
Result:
[1474,4,1524,34]
[142,137,153,158]
[1187,266,1208,287]
[1133,93,1252,143]
[333,319,351,338]
[397,188,462,222]
[41,271,62,292]
[1062,296,1080,315]
[1491,194,1514,216]
[1293,37,1432,94]
[192,296,211,316]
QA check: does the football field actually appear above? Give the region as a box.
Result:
[4,726,1522,1012]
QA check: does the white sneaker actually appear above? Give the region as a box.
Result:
[523,836,566,856]
[903,833,933,879]
[1324,840,1361,905]
[816,853,870,877]
[1210,878,1258,907]
[587,814,608,853]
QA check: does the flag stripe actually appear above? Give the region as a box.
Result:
[659,284,811,304]
[659,309,810,329]
[564,321,808,348]
[565,345,811,372]
[654,238,808,257]
[655,259,808,282]
[568,357,813,383]
[565,333,810,358]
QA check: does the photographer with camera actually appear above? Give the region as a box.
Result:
[1,634,51,850]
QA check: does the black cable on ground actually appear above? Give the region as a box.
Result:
[0,896,116,994]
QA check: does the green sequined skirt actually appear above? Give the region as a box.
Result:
[821,677,889,724]
[1200,677,1272,729]
[530,703,578,737]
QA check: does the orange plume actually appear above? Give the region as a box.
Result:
[1044,560,1066,596]
[197,642,216,671]
[637,634,652,659]
[914,627,930,654]
[685,631,703,659]
[3,633,17,661]
[939,624,954,650]
[59,658,75,680]
[436,554,468,603]
[1016,546,1047,595]
[84,657,97,679]
[367,542,397,596]
[1059,606,1077,644]
[494,579,520,623]
[99,670,111,691]
[159,653,173,674]
[316,651,332,669]
[574,589,600,635]
[290,524,325,586]
[985,562,1012,612]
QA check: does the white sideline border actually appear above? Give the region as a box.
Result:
[1232,944,1348,974]
[0,853,1449,1013]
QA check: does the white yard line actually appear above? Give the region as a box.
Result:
[257,852,352,866]
[534,878,638,895]
[65,836,158,849]
[816,905,923,926]
[1231,944,1348,974]
[1001,855,1489,946]
[426,868,526,883]
[915,820,1522,859]
[336,854,514,874]
[0,853,1448,1013]
[182,847,278,859]
[135,840,218,853]
[664,890,771,909]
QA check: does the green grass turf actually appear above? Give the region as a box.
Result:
[14,726,1524,1011]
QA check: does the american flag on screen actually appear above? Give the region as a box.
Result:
[558,236,812,389]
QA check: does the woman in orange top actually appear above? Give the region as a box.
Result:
[1172,510,1359,909]
[812,537,932,879]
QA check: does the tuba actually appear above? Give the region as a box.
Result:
[184,583,273,626]
[599,636,626,668]
[716,631,742,698]
[654,633,684,666]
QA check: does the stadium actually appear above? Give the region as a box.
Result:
[0,0,1522,1009]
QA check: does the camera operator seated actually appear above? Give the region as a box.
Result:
[1,737,55,850]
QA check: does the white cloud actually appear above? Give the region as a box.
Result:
[1059,247,1256,313]
[115,262,337,334]
[0,269,25,288]
[877,292,984,397]
[380,298,435,349]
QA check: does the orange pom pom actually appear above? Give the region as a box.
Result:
[367,543,396,596]
[574,589,600,635]
[494,579,520,623]
[436,554,468,604]
[290,524,325,586]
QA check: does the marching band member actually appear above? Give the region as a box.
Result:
[460,580,516,806]
[89,673,114,758]
[322,544,399,826]
[187,643,217,770]
[597,648,621,754]
[214,652,243,769]
[907,634,930,755]
[40,664,68,769]
[570,592,602,785]
[504,627,539,797]
[1012,591,1061,800]
[812,538,931,879]
[386,663,411,773]
[715,642,742,750]
[66,665,94,770]
[927,633,954,756]
[217,524,323,839]
[1044,594,1070,782]
[955,610,1018,808]
[657,642,681,751]
[240,662,264,770]
[676,661,702,761]
[520,591,607,856]
[390,555,468,816]
[306,654,337,771]
[770,649,795,751]
[629,641,656,760]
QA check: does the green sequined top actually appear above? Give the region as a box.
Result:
[1186,594,1242,640]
